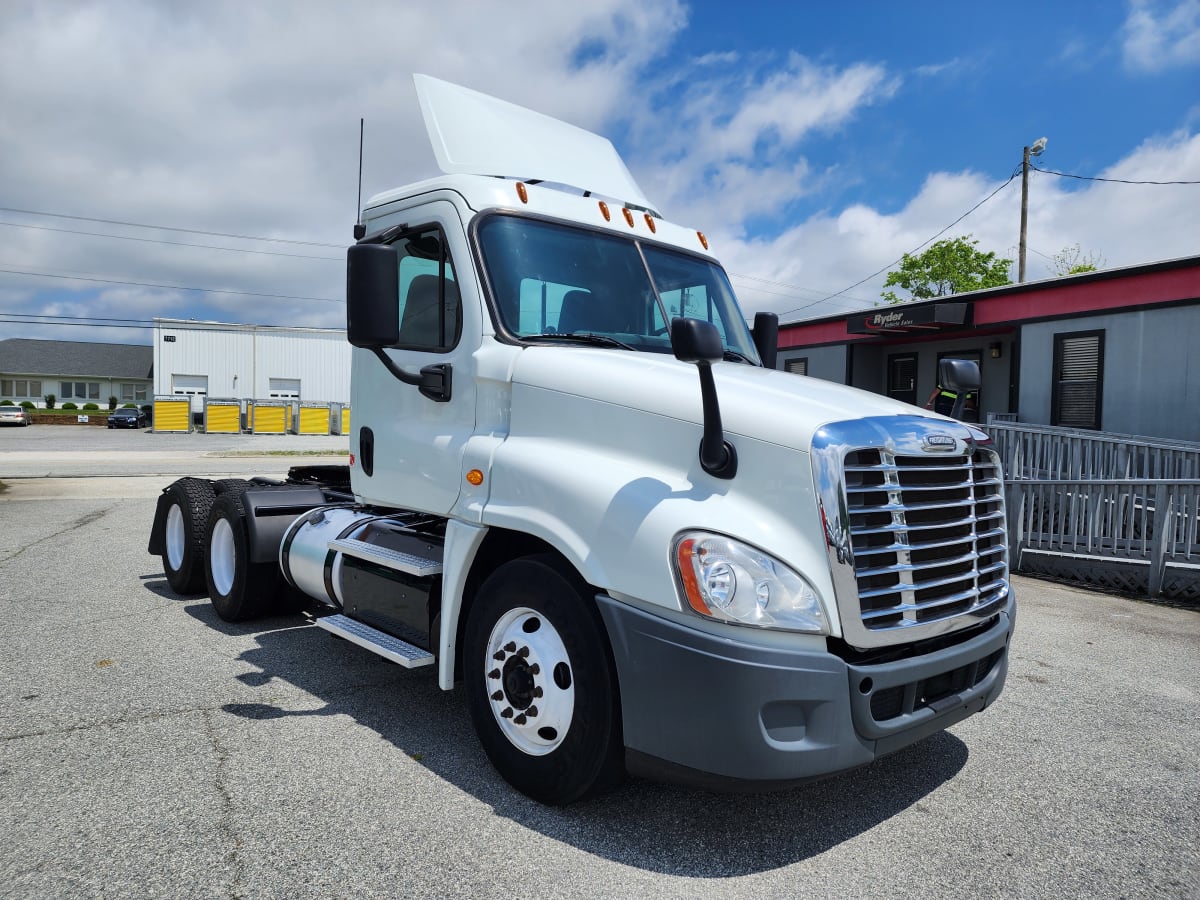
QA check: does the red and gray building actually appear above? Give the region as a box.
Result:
[775,254,1200,442]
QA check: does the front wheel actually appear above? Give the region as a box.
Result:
[464,555,624,805]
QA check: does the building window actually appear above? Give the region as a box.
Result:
[120,383,148,403]
[2,379,41,398]
[1052,330,1104,430]
[784,358,808,376]
[60,381,101,400]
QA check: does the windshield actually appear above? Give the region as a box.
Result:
[475,214,760,362]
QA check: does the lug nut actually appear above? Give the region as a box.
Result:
[503,641,516,652]
[488,668,500,679]
[532,687,543,698]
[500,707,514,719]
[492,651,505,661]
[526,706,538,718]
[514,714,527,725]
[491,691,503,701]
[530,664,540,675]
[516,646,530,658]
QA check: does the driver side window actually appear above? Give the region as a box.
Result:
[394,229,461,351]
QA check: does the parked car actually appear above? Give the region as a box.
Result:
[0,405,33,426]
[107,407,149,429]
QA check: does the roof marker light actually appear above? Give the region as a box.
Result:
[697,231,709,250]
[644,214,656,233]
[466,469,484,486]
[598,201,611,221]
[622,207,635,228]
[516,182,529,204]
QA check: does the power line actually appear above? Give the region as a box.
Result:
[0,206,343,247]
[795,168,1022,313]
[0,220,342,261]
[0,311,344,336]
[0,266,342,304]
[1030,165,1200,186]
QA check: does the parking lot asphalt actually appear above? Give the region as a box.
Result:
[0,434,1197,898]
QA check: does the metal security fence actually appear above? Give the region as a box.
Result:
[985,421,1200,600]
[986,422,1200,481]
[1004,479,1200,600]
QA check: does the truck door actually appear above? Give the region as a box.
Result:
[350,200,479,515]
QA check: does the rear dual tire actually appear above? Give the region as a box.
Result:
[161,478,216,594]
[205,490,283,622]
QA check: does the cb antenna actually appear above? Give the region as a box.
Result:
[353,118,366,240]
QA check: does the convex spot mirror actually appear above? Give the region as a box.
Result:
[671,317,723,364]
[938,357,981,394]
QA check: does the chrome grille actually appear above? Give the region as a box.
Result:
[811,416,1011,649]
[844,448,1008,631]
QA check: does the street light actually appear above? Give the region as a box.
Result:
[1019,136,1047,283]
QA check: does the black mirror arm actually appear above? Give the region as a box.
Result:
[696,361,737,479]
[370,349,452,402]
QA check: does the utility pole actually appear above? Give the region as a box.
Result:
[1018,137,1046,283]
[1019,145,1031,283]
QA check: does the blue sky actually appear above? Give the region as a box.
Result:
[1,0,1197,344]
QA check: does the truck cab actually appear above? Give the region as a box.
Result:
[150,75,1014,805]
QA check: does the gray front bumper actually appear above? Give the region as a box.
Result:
[596,595,1014,789]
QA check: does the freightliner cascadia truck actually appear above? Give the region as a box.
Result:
[148,75,1014,805]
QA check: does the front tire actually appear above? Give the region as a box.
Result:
[161,478,215,594]
[204,491,281,622]
[464,555,623,805]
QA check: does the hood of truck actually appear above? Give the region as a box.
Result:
[509,346,927,451]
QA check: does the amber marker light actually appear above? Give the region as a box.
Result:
[675,538,711,615]
[697,231,709,250]
[466,469,484,486]
[622,207,635,227]
[515,182,529,203]
[644,214,656,233]
[598,200,611,221]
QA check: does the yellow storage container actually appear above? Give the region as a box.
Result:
[152,397,192,433]
[296,403,330,435]
[341,406,351,434]
[251,401,288,434]
[204,400,241,434]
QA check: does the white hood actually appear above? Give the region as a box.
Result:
[510,347,929,452]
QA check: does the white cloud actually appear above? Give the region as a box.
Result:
[717,130,1200,322]
[1122,0,1200,72]
[627,53,896,227]
[0,0,1195,348]
[0,0,686,334]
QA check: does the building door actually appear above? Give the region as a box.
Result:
[172,374,208,414]
[268,378,300,400]
[887,354,918,406]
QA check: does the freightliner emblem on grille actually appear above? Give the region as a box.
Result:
[923,434,957,451]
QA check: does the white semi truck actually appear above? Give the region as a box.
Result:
[148,75,1014,805]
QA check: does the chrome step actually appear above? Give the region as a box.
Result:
[316,613,434,668]
[328,537,443,577]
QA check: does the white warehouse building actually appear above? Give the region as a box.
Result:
[153,318,351,414]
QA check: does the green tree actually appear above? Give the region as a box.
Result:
[1053,243,1104,276]
[882,235,1012,304]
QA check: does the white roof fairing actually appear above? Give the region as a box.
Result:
[413,74,657,214]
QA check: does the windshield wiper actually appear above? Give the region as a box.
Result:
[523,332,636,351]
[722,348,757,365]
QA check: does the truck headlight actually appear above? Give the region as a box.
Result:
[674,532,828,634]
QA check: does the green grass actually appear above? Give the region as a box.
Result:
[211,450,349,457]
